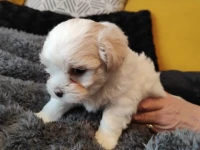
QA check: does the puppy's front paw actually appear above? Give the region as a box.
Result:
[95,130,118,150]
[35,111,51,123]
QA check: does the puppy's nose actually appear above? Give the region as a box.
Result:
[54,89,63,98]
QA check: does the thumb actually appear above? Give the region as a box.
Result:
[137,98,164,112]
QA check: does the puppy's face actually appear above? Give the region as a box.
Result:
[40,19,128,103]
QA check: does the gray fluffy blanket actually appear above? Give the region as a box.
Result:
[0,27,200,150]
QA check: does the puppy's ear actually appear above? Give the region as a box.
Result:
[97,22,129,71]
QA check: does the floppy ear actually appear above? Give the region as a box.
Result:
[97,22,129,72]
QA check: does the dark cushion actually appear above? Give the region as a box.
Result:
[161,70,200,105]
[0,1,159,70]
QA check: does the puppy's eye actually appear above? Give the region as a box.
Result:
[71,68,87,76]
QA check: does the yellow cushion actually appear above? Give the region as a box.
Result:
[125,0,200,71]
[7,0,25,5]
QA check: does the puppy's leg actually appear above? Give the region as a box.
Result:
[36,97,75,122]
[95,104,133,150]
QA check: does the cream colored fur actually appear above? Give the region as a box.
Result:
[36,19,166,150]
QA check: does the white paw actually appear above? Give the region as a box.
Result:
[35,111,51,123]
[95,130,118,150]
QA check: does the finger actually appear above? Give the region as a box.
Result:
[138,92,171,112]
[137,98,164,112]
[133,111,161,124]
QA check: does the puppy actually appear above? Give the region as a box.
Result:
[36,19,165,149]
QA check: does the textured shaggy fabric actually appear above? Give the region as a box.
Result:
[145,130,200,150]
[0,1,159,70]
[0,27,200,150]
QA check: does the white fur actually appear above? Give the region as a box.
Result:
[36,19,166,150]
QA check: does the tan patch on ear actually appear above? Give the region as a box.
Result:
[67,21,104,70]
[98,23,129,71]
[102,37,128,71]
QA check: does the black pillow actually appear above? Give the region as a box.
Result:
[0,1,158,70]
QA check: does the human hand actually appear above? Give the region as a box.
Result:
[133,93,200,132]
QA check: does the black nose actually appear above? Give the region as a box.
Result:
[54,89,63,98]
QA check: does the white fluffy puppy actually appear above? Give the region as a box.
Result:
[36,18,165,149]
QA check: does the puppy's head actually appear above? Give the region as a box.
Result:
[40,19,129,103]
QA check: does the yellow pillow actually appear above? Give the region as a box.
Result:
[125,0,200,71]
[7,0,25,5]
